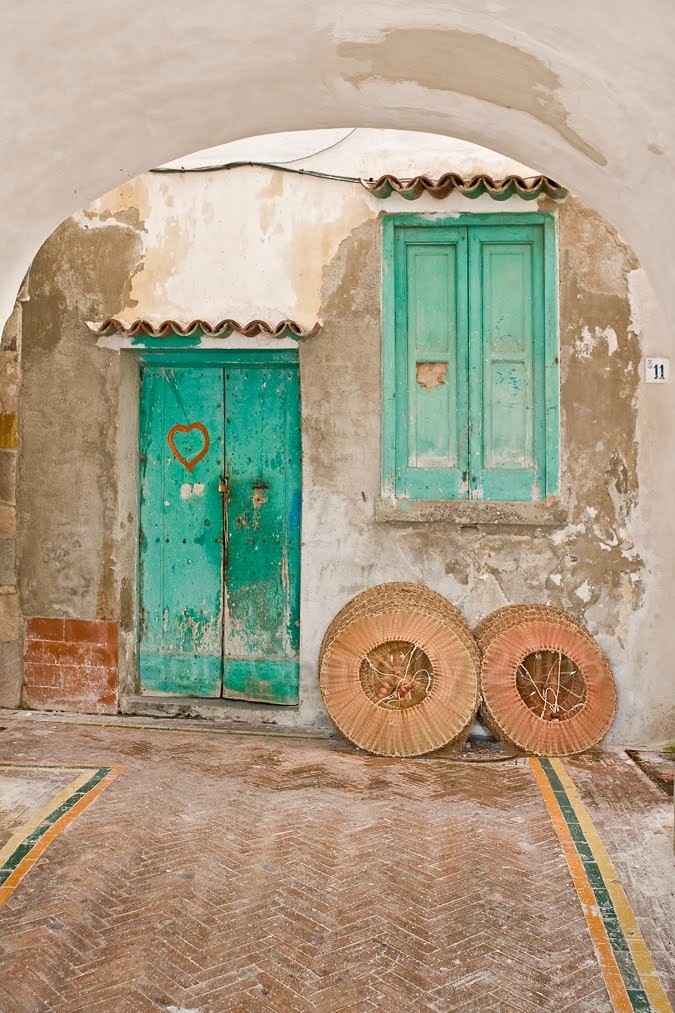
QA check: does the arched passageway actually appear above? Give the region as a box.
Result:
[3,127,673,745]
[2,2,675,331]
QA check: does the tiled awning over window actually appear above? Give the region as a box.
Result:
[86,318,322,339]
[361,173,567,201]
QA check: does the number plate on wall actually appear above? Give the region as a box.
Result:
[645,357,670,383]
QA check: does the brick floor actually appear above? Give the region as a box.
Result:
[567,751,675,1003]
[0,717,671,1012]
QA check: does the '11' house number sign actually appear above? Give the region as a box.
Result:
[645,357,670,383]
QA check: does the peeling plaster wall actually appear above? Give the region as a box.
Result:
[0,293,22,706]
[18,215,144,618]
[302,206,663,745]
[14,133,675,745]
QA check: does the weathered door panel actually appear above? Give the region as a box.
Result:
[139,367,224,696]
[469,225,546,501]
[394,227,469,499]
[223,363,301,704]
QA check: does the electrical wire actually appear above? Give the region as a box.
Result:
[270,128,357,165]
[149,159,555,192]
[151,128,362,178]
[150,159,371,182]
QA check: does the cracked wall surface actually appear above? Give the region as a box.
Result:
[18,214,144,620]
[9,132,674,744]
[302,204,649,740]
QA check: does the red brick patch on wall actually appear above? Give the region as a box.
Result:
[23,619,118,714]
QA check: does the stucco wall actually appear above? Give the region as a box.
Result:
[3,2,675,341]
[13,134,675,745]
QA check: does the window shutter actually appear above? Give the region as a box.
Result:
[468,224,547,501]
[393,227,469,498]
[382,214,558,506]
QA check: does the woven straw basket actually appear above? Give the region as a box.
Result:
[476,604,616,756]
[319,583,480,757]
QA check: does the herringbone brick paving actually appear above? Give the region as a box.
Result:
[0,719,668,1012]
[566,752,675,1003]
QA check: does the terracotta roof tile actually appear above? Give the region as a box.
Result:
[86,318,321,339]
[361,173,567,201]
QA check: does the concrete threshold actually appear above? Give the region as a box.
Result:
[120,695,494,742]
[120,693,331,731]
[0,702,495,744]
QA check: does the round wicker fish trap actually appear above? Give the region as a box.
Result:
[474,603,589,648]
[476,605,616,756]
[320,583,480,757]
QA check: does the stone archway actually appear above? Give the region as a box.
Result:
[2,125,672,745]
[2,5,675,745]
[2,4,675,329]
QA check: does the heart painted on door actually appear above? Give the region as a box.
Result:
[167,422,210,472]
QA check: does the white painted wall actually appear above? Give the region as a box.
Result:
[89,131,539,332]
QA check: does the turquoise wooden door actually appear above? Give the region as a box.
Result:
[223,362,301,703]
[138,352,301,704]
[139,366,225,696]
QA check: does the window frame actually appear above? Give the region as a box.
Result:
[381,211,559,504]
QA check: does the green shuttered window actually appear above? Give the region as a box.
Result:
[382,213,559,503]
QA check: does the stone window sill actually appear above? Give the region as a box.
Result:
[374,497,568,527]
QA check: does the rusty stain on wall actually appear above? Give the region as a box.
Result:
[128,216,190,316]
[252,483,269,510]
[288,195,374,321]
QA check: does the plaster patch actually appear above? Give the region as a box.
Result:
[551,523,585,545]
[127,213,191,315]
[575,325,596,359]
[592,524,618,548]
[289,190,376,320]
[575,324,618,359]
[416,361,447,388]
[575,580,591,602]
[624,263,660,346]
[338,30,606,165]
[627,268,648,337]
[603,326,618,356]
[576,325,620,358]
[180,483,204,500]
[81,179,150,232]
